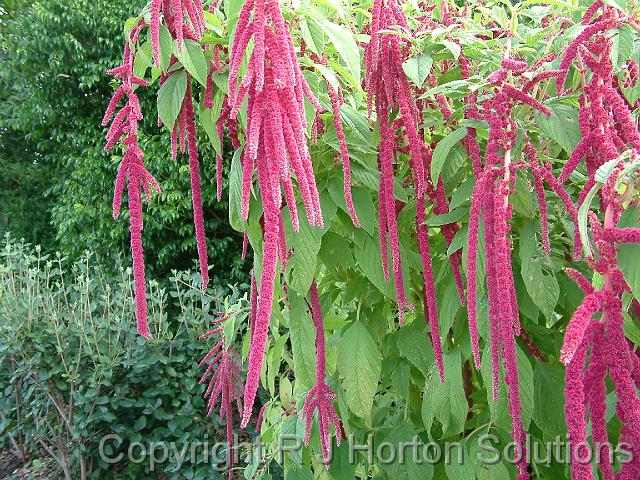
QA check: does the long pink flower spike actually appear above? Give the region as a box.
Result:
[301,282,344,463]
[199,317,243,480]
[104,21,159,339]
[183,79,210,288]
[416,186,444,381]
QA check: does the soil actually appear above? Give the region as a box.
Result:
[0,447,61,480]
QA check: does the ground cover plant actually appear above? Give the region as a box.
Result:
[101,0,640,478]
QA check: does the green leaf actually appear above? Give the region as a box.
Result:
[288,291,317,388]
[284,208,321,295]
[157,24,173,71]
[535,103,581,153]
[402,54,433,87]
[519,221,559,320]
[228,149,246,232]
[532,362,566,441]
[425,207,468,226]
[379,423,434,480]
[354,232,395,298]
[431,127,468,184]
[444,441,475,480]
[481,345,534,431]
[397,321,435,377]
[577,182,601,258]
[321,19,361,88]
[429,349,468,437]
[617,207,640,302]
[175,39,208,86]
[337,321,381,424]
[157,70,187,130]
[318,232,354,270]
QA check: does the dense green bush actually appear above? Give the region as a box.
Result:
[0,236,248,480]
[0,0,246,285]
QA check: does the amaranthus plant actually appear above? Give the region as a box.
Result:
[102,0,640,478]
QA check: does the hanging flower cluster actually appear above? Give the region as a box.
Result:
[364,0,455,381]
[301,282,344,463]
[311,53,360,227]
[171,74,210,287]
[150,0,206,66]
[554,4,640,477]
[562,200,640,479]
[102,20,159,339]
[465,49,557,480]
[227,0,323,428]
[199,315,243,480]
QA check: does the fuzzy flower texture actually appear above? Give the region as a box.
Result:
[555,3,640,478]
[227,0,324,428]
[102,20,159,339]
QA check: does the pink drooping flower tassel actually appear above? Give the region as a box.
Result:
[227,0,326,426]
[150,0,205,66]
[103,21,159,339]
[301,282,344,463]
[183,79,210,288]
[199,317,243,480]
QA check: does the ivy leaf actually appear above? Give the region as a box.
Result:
[174,39,208,86]
[402,54,433,87]
[337,321,381,425]
[431,127,468,185]
[157,70,187,130]
[534,103,581,153]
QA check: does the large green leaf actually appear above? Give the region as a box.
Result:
[288,291,317,388]
[321,19,361,88]
[354,231,395,298]
[174,39,208,86]
[337,321,381,424]
[379,423,434,480]
[228,149,246,232]
[402,54,433,88]
[157,70,187,130]
[617,206,640,302]
[431,127,468,185]
[532,362,566,441]
[481,345,534,431]
[397,321,435,377]
[535,103,581,153]
[428,349,468,438]
[519,221,559,320]
[284,208,321,296]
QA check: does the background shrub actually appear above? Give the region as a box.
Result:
[0,236,248,479]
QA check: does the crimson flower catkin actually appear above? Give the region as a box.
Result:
[301,282,344,462]
[562,203,640,479]
[199,317,243,480]
[228,0,324,428]
[150,0,205,66]
[103,21,159,339]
